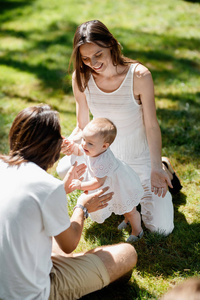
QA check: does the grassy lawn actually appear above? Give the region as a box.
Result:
[0,0,200,299]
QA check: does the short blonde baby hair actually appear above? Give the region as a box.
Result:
[85,118,117,145]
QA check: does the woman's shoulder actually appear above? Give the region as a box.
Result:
[134,63,151,78]
[133,63,154,96]
[133,63,153,89]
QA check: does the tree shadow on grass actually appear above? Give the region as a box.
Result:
[157,106,200,159]
[136,192,200,276]
[0,20,77,95]
[0,0,33,15]
[0,106,16,153]
[184,0,200,3]
[157,91,200,109]
[80,280,157,300]
[0,18,200,95]
[0,0,34,28]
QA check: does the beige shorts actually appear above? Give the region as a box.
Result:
[49,253,110,300]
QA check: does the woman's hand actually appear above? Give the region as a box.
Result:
[63,161,86,194]
[151,167,173,198]
[77,187,114,213]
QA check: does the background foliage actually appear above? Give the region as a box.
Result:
[0,0,199,299]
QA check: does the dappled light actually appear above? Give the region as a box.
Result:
[0,1,199,299]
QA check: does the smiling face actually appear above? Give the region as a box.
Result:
[79,43,112,73]
[81,128,109,157]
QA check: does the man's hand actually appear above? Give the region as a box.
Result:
[77,187,114,213]
[63,161,86,194]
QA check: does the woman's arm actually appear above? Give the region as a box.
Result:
[134,64,172,197]
[61,73,90,155]
[68,72,90,142]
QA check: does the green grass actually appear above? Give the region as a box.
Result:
[0,0,200,299]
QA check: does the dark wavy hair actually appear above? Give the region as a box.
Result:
[71,20,133,92]
[0,105,62,170]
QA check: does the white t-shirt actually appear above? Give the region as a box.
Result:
[0,160,71,300]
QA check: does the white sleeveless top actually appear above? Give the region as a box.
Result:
[84,64,150,172]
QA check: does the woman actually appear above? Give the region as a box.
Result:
[58,20,182,235]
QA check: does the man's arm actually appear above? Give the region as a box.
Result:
[54,206,85,253]
[54,187,113,253]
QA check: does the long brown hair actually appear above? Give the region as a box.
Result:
[0,105,62,170]
[71,20,132,92]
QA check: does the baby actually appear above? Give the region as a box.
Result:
[66,118,144,243]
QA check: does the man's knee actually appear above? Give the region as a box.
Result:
[109,243,137,282]
[88,243,137,276]
[119,242,138,268]
[98,242,137,264]
[101,242,137,270]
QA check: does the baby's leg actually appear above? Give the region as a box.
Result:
[124,207,142,236]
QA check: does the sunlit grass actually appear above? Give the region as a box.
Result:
[0,0,200,299]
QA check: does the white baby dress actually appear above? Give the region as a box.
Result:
[85,147,144,223]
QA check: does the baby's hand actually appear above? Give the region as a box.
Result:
[61,137,75,155]
[69,179,82,190]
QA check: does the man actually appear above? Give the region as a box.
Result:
[0,104,137,300]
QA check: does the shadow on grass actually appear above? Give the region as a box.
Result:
[0,107,15,153]
[82,191,200,298]
[136,192,200,275]
[184,0,200,3]
[0,17,200,93]
[158,106,200,158]
[0,19,77,94]
[80,280,156,300]
[0,0,33,15]
[157,91,200,108]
